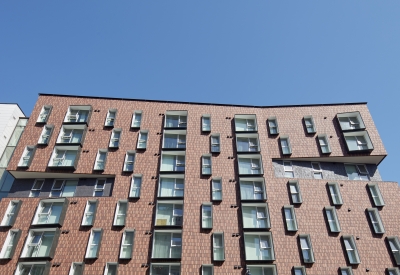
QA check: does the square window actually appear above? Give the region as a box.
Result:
[202,265,213,275]
[57,125,86,145]
[202,115,211,132]
[152,231,182,259]
[131,111,142,128]
[105,109,117,127]
[64,106,91,124]
[345,164,369,181]
[236,133,260,152]
[299,234,315,263]
[235,114,257,132]
[21,228,60,258]
[268,117,279,135]
[165,111,187,128]
[337,112,365,131]
[160,152,185,172]
[69,262,84,275]
[339,267,354,275]
[238,155,263,175]
[244,232,275,261]
[104,263,118,275]
[32,198,68,226]
[158,176,185,198]
[155,201,184,226]
[30,179,45,197]
[294,266,307,275]
[240,178,266,201]
[50,180,78,197]
[343,131,374,152]
[48,146,80,169]
[163,130,186,149]
[242,203,270,229]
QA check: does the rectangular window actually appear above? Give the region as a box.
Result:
[129,175,142,198]
[32,198,68,226]
[283,161,294,178]
[238,155,263,175]
[104,263,118,275]
[37,105,52,123]
[294,266,307,275]
[21,228,60,258]
[242,203,270,229]
[234,115,257,132]
[18,146,36,167]
[155,201,183,226]
[202,265,213,275]
[30,179,44,197]
[109,129,121,148]
[343,131,374,152]
[311,162,323,179]
[337,112,365,131]
[280,136,292,155]
[163,130,187,149]
[388,268,400,275]
[69,262,84,275]
[150,264,180,275]
[123,151,135,172]
[244,232,275,261]
[48,146,79,169]
[131,111,142,128]
[160,152,185,172]
[152,230,182,259]
[283,205,298,231]
[318,134,331,154]
[56,125,85,144]
[85,229,103,259]
[387,236,400,265]
[247,265,278,275]
[64,106,91,123]
[137,130,148,149]
[299,234,315,263]
[327,182,343,205]
[210,134,220,153]
[81,200,98,226]
[38,125,54,145]
[15,262,51,275]
[202,155,212,175]
[345,164,369,180]
[158,177,184,198]
[339,267,354,275]
[201,203,212,229]
[213,232,224,261]
[288,180,302,204]
[0,229,21,259]
[50,179,78,197]
[304,115,316,134]
[94,150,108,171]
[1,200,21,226]
[368,183,385,207]
[93,179,106,196]
[120,230,135,259]
[114,200,128,226]
[202,115,211,132]
[211,178,222,201]
[268,117,279,135]
[236,133,260,152]
[105,109,117,127]
[240,179,266,201]
[343,235,361,264]
[165,111,187,128]
[325,207,341,233]
[367,208,385,234]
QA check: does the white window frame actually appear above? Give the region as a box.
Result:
[29,179,45,197]
[202,115,211,132]
[387,236,400,265]
[105,109,117,127]
[56,125,85,144]
[21,228,58,258]
[344,164,370,180]
[113,200,128,226]
[299,234,315,263]
[337,111,365,131]
[137,130,148,149]
[1,200,21,227]
[212,232,225,261]
[327,182,343,205]
[14,261,50,275]
[210,134,220,153]
[211,178,222,201]
[109,129,121,148]
[81,200,98,226]
[367,208,385,234]
[324,206,341,233]
[93,179,106,196]
[342,235,361,264]
[280,136,292,155]
[202,155,212,175]
[288,180,302,204]
[283,161,294,178]
[368,183,385,207]
[123,151,136,172]
[18,146,35,167]
[164,111,188,128]
[64,106,91,123]
[37,105,52,123]
[94,150,107,171]
[32,199,65,225]
[318,134,331,154]
[38,125,54,145]
[69,262,84,275]
[0,229,20,259]
[311,162,323,179]
[283,205,298,232]
[234,114,257,132]
[268,116,279,134]
[304,115,316,134]
[244,232,275,261]
[85,229,102,259]
[119,229,135,259]
[129,175,142,198]
[50,179,78,197]
[131,110,142,128]
[48,146,79,168]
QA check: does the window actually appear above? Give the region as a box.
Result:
[311,162,323,179]
[85,229,103,259]
[150,263,181,275]
[30,179,44,197]
[94,179,106,196]
[240,178,266,201]
[234,114,257,132]
[294,266,307,275]
[246,265,278,275]
[114,200,128,226]
[14,262,51,275]
[202,265,213,275]
[152,230,182,259]
[131,110,142,128]
[104,263,118,275]
[109,129,121,148]
[339,267,354,275]
[18,146,36,167]
[201,203,212,229]
[242,203,270,229]
[129,175,142,198]
[160,152,185,172]
[280,136,292,155]
[299,234,315,263]
[105,109,117,127]
[81,200,98,226]
[21,228,60,258]
[32,198,68,226]
[324,207,341,233]
[38,125,54,145]
[367,208,385,234]
[304,115,316,134]
[210,134,220,153]
[211,178,222,201]
[344,164,369,180]
[244,232,275,261]
[283,205,298,232]
[283,161,294,178]
[94,150,108,171]
[387,237,400,265]
[387,268,400,275]
[213,232,224,261]
[1,200,22,226]
[337,112,365,131]
[327,182,343,205]
[155,201,183,226]
[163,130,186,149]
[202,115,211,132]
[64,106,91,124]
[123,151,135,172]
[137,130,148,149]
[268,117,279,135]
[288,180,302,204]
[37,105,52,123]
[342,235,361,264]
[69,262,84,275]
[165,111,187,128]
[202,155,212,175]
[318,134,331,154]
[119,230,134,259]
[56,125,86,144]
[48,146,80,169]
[368,183,385,207]
[238,155,263,175]
[343,131,374,152]
[158,176,184,198]
[0,229,21,259]
[236,133,260,152]
[50,179,78,197]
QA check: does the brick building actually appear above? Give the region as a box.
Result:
[0,93,399,275]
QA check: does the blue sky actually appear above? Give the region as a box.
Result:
[1,1,399,181]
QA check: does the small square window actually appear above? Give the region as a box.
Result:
[318,134,331,154]
[94,150,108,171]
[325,206,341,233]
[327,182,343,206]
[211,134,220,153]
[85,229,103,259]
[202,155,212,176]
[137,130,148,149]
[367,208,385,234]
[202,265,213,275]
[368,183,385,207]
[123,151,136,172]
[38,125,54,145]
[119,230,134,259]
[280,136,292,155]
[0,229,21,259]
[82,200,98,226]
[201,203,213,229]
[268,117,279,135]
[105,109,117,127]
[129,175,142,198]
[342,235,360,264]
[299,234,315,263]
[202,115,211,132]
[283,205,298,232]
[304,115,316,134]
[311,162,323,179]
[94,179,106,197]
[213,232,225,261]
[283,161,294,178]
[30,179,45,197]
[211,178,222,201]
[288,180,302,204]
[109,129,121,148]
[131,111,142,128]
[37,105,52,123]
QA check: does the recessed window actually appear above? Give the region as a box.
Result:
[129,175,142,198]
[163,130,186,149]
[69,262,84,275]
[160,152,185,172]
[240,178,266,201]
[113,200,128,227]
[32,198,68,226]
[344,164,369,180]
[165,111,187,128]
[21,228,60,258]
[288,180,302,204]
[387,268,400,275]
[387,236,400,265]
[119,229,134,259]
[104,263,118,275]
[211,134,220,153]
[202,155,212,175]
[244,232,275,261]
[342,235,360,264]
[18,146,36,167]
[236,133,260,152]
[38,125,54,145]
[327,182,343,206]
[367,208,385,234]
[283,161,294,178]
[213,232,225,261]
[94,149,108,171]
[234,114,257,132]
[238,154,263,175]
[324,206,341,233]
[311,162,323,179]
[48,146,80,169]
[368,183,385,207]
[37,105,52,123]
[246,265,277,275]
[14,262,51,275]
[0,229,21,259]
[85,229,103,259]
[283,205,298,232]
[137,130,148,149]
[131,111,142,128]
[56,125,86,145]
[299,234,315,263]
[293,266,307,275]
[202,115,211,132]
[30,179,44,197]
[105,109,117,127]
[50,179,78,197]
[304,115,316,134]
[211,178,222,201]
[201,203,212,229]
[268,117,279,135]
[81,200,98,226]
[109,129,121,148]
[155,201,183,226]
[242,203,270,229]
[202,265,213,275]
[123,151,136,172]
[150,264,180,275]
[339,267,354,275]
[0,200,21,227]
[280,136,292,155]
[64,106,91,124]
[337,112,365,131]
[93,179,106,196]
[158,176,184,198]
[318,134,331,154]
[343,131,374,152]
[152,230,182,259]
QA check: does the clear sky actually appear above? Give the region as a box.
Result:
[1,1,399,181]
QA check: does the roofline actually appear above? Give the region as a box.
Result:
[38,93,368,109]
[0,103,26,117]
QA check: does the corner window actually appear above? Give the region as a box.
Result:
[163,130,186,149]
[337,112,365,131]
[123,151,135,172]
[155,201,183,226]
[343,131,374,152]
[283,205,298,232]
[165,111,187,128]
[14,262,51,275]
[30,179,44,197]
[244,232,275,261]
[318,135,331,154]
[129,175,142,198]
[304,115,316,134]
[202,265,213,275]
[56,125,86,145]
[324,206,341,233]
[288,180,302,204]
[339,267,354,275]
[210,134,220,153]
[283,161,294,178]
[50,179,78,197]
[327,182,343,205]
[64,106,91,124]
[367,208,385,234]
[213,232,225,261]
[158,176,184,198]
[202,115,211,132]
[242,203,270,229]
[85,229,103,259]
[211,178,222,201]
[387,236,400,265]
[294,266,307,275]
[280,136,292,155]
[137,130,148,149]
[109,129,121,148]
[311,162,323,179]
[38,125,54,145]
[94,150,108,171]
[105,109,117,127]
[131,111,142,128]
[247,265,277,275]
[81,200,98,226]
[94,179,106,196]
[268,117,279,135]
[21,228,60,258]
[344,164,369,180]
[114,200,128,226]
[37,105,52,123]
[236,133,260,152]
[160,152,185,172]
[234,114,257,132]
[0,229,21,259]
[387,268,400,275]
[48,146,80,169]
[202,155,212,175]
[119,229,134,259]
[152,230,182,259]
[201,203,212,229]
[104,263,118,275]
[299,234,315,263]
[239,178,266,201]
[150,264,180,275]
[237,154,263,175]
[18,146,36,167]
[342,235,360,264]
[69,262,84,275]
[1,200,22,226]
[368,183,385,207]
[32,198,68,226]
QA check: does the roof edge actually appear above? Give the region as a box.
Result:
[0,103,26,117]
